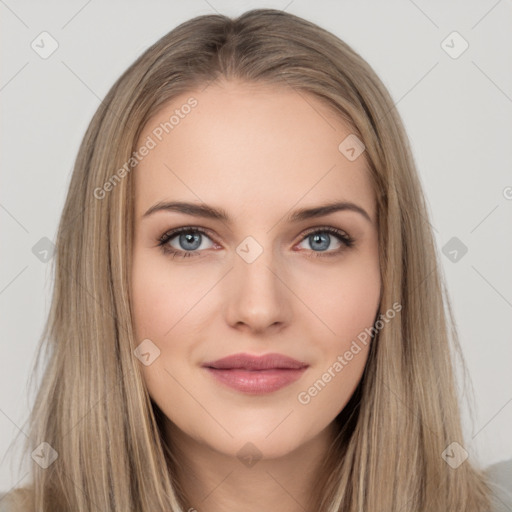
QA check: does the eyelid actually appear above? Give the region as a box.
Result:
[299,225,351,240]
[158,224,351,243]
[157,224,354,258]
[158,225,217,243]
[157,225,219,252]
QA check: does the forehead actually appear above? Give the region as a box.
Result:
[133,80,375,222]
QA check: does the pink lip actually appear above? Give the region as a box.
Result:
[202,353,309,394]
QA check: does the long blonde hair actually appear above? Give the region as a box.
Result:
[7,8,491,511]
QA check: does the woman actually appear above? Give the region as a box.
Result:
[1,8,510,512]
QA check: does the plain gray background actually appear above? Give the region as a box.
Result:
[1,0,511,494]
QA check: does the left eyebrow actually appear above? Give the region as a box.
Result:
[142,200,372,224]
[287,201,372,223]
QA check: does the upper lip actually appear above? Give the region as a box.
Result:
[202,352,308,370]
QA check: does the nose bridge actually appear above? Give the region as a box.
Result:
[236,237,279,291]
[225,234,290,331]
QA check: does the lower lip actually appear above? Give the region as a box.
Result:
[204,367,307,394]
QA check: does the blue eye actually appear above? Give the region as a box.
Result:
[297,227,354,255]
[157,226,354,259]
[158,227,215,258]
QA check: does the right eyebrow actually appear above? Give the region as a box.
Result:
[142,201,229,221]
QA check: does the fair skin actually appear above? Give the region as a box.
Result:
[131,80,381,512]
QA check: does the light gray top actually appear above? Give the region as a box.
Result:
[1,459,511,511]
[486,459,512,512]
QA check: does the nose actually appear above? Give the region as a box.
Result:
[224,244,292,335]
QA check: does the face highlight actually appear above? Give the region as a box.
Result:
[130,80,381,462]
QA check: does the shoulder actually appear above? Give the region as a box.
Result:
[0,491,13,512]
[0,492,13,512]
[0,487,33,512]
[1,464,512,511]
[485,458,512,512]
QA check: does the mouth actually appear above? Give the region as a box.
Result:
[201,352,309,394]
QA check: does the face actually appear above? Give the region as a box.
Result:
[130,80,381,461]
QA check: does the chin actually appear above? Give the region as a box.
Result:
[209,417,321,462]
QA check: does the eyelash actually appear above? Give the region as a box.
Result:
[157,225,355,260]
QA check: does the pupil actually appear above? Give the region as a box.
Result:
[311,233,329,251]
[181,232,201,250]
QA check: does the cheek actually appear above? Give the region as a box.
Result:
[130,241,381,452]
[292,254,380,421]
[294,253,381,346]
[130,249,216,341]
[130,255,208,433]
[296,342,369,438]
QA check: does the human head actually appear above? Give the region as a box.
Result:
[23,9,489,511]
[130,77,382,466]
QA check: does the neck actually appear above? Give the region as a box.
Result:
[164,420,338,512]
